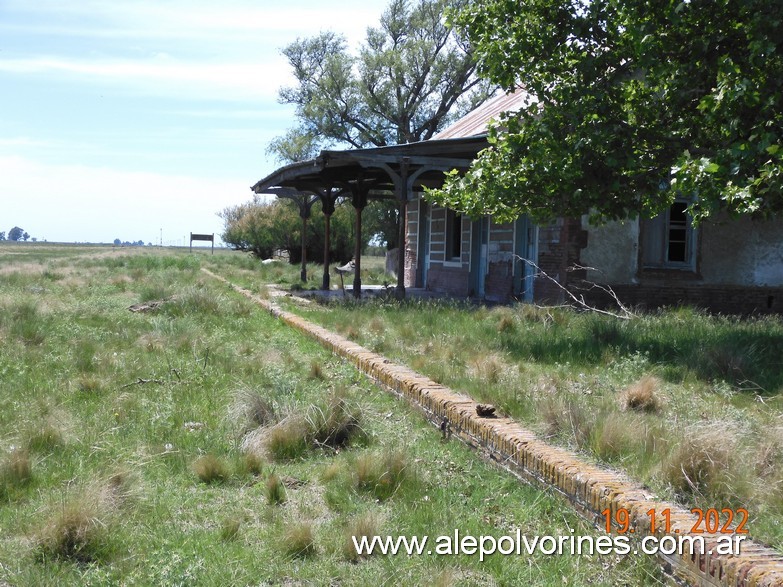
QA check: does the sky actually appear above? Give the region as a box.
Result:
[0,0,389,245]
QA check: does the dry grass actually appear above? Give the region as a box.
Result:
[0,448,32,500]
[661,424,739,501]
[619,375,664,413]
[343,512,379,561]
[353,448,412,501]
[192,454,230,484]
[282,522,317,558]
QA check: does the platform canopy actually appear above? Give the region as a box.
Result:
[248,90,533,297]
[251,135,488,198]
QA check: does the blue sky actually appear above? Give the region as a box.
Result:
[0,0,388,244]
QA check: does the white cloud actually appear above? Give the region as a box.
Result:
[0,55,289,101]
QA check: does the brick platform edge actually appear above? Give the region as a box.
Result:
[203,269,783,587]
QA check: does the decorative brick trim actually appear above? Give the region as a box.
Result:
[203,268,783,587]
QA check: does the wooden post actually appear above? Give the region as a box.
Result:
[300,214,308,283]
[351,183,369,299]
[395,160,410,299]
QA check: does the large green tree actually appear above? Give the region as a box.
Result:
[272,0,492,154]
[429,0,783,223]
[267,0,493,249]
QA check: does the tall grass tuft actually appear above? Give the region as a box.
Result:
[306,390,364,449]
[343,512,379,561]
[0,449,33,500]
[353,448,412,501]
[619,375,664,413]
[661,424,739,501]
[3,300,46,345]
[35,478,130,563]
[265,473,286,505]
[220,517,242,542]
[193,454,230,484]
[228,387,276,437]
[282,522,316,558]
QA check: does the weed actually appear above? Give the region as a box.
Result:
[308,360,325,380]
[620,375,664,413]
[35,482,122,563]
[265,473,286,505]
[353,448,412,501]
[0,448,32,500]
[661,424,738,501]
[343,512,379,561]
[193,454,230,484]
[282,522,316,558]
[220,517,242,542]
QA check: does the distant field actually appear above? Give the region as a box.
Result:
[0,244,663,585]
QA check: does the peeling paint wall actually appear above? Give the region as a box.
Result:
[580,214,783,287]
[580,217,639,283]
[700,213,783,285]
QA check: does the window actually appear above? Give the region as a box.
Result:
[445,209,462,261]
[641,201,696,270]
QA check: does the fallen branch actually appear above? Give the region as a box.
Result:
[121,378,165,388]
[516,256,636,320]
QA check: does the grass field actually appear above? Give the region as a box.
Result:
[0,243,664,586]
[209,250,783,553]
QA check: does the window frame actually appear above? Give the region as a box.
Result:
[639,200,698,273]
[444,209,463,264]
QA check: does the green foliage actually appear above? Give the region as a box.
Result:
[430,0,783,223]
[218,197,360,263]
[271,0,492,158]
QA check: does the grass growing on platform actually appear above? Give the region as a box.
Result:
[280,293,783,552]
[0,244,664,586]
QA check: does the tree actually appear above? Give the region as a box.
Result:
[271,0,493,157]
[218,197,361,262]
[429,0,783,224]
[0,232,5,241]
[8,227,24,241]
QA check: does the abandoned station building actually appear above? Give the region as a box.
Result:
[254,91,783,314]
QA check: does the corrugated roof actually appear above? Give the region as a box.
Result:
[435,88,530,139]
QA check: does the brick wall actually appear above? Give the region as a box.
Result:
[579,282,783,315]
[427,264,470,297]
[485,260,513,302]
[535,218,587,304]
